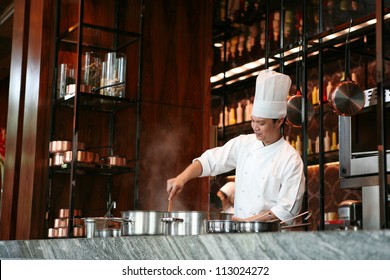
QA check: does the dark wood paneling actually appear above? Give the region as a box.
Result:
[142,0,209,108]
[15,0,55,240]
[137,0,212,211]
[0,0,28,240]
[138,101,205,211]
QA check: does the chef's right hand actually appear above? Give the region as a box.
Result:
[167,177,184,201]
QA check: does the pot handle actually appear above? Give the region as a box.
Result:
[109,217,135,223]
[161,217,184,223]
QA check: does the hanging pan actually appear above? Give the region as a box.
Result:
[329,19,365,116]
[286,39,314,127]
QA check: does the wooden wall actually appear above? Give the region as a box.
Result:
[0,0,212,240]
[138,0,212,211]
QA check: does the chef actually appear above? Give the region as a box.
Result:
[217,181,235,214]
[167,69,305,223]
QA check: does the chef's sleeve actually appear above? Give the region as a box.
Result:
[193,135,242,177]
[271,153,305,224]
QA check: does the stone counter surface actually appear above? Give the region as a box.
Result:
[0,230,389,260]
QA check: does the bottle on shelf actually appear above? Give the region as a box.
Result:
[308,138,313,155]
[224,106,229,126]
[218,110,223,128]
[331,131,338,151]
[312,86,318,105]
[229,107,236,125]
[236,102,243,124]
[324,131,331,152]
[244,99,252,122]
[315,136,320,153]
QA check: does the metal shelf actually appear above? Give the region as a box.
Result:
[55,92,137,112]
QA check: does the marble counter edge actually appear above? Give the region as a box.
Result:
[1,230,390,260]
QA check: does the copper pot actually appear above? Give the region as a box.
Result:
[101,156,127,167]
[329,77,365,116]
[49,141,71,154]
[59,208,82,218]
[286,89,314,127]
[329,19,365,116]
[49,141,85,154]
[63,150,96,163]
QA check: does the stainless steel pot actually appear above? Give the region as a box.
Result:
[208,212,233,220]
[236,221,280,233]
[162,211,208,235]
[84,217,126,238]
[206,220,237,233]
[121,210,166,235]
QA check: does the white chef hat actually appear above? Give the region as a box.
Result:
[252,69,291,119]
[219,182,235,198]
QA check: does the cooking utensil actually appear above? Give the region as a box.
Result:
[208,212,233,220]
[63,150,96,163]
[162,211,208,235]
[329,19,365,116]
[100,155,127,167]
[83,217,129,238]
[121,210,166,235]
[236,210,312,233]
[49,140,85,154]
[286,39,314,127]
[236,220,280,233]
[206,220,237,233]
[49,141,71,154]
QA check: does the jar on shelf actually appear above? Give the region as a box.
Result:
[57,63,75,99]
[101,52,126,97]
[81,51,103,93]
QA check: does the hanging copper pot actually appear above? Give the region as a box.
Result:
[286,88,314,127]
[286,41,314,127]
[329,19,365,116]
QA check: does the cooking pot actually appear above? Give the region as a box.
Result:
[236,221,280,233]
[49,140,85,154]
[286,44,314,127]
[63,150,96,163]
[121,210,166,235]
[101,156,127,167]
[208,211,233,220]
[51,153,65,166]
[329,77,365,116]
[162,211,208,235]
[286,89,314,127]
[329,19,365,116]
[84,217,127,238]
[206,220,237,233]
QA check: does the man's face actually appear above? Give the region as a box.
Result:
[251,116,283,144]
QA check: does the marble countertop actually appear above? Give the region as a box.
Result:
[1,230,390,260]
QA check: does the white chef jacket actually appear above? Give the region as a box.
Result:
[195,134,305,223]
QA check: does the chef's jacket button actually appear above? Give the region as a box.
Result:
[262,177,265,180]
[257,195,260,198]
[239,208,242,211]
[244,172,248,175]
[252,213,256,215]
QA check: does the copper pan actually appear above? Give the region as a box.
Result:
[329,19,365,116]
